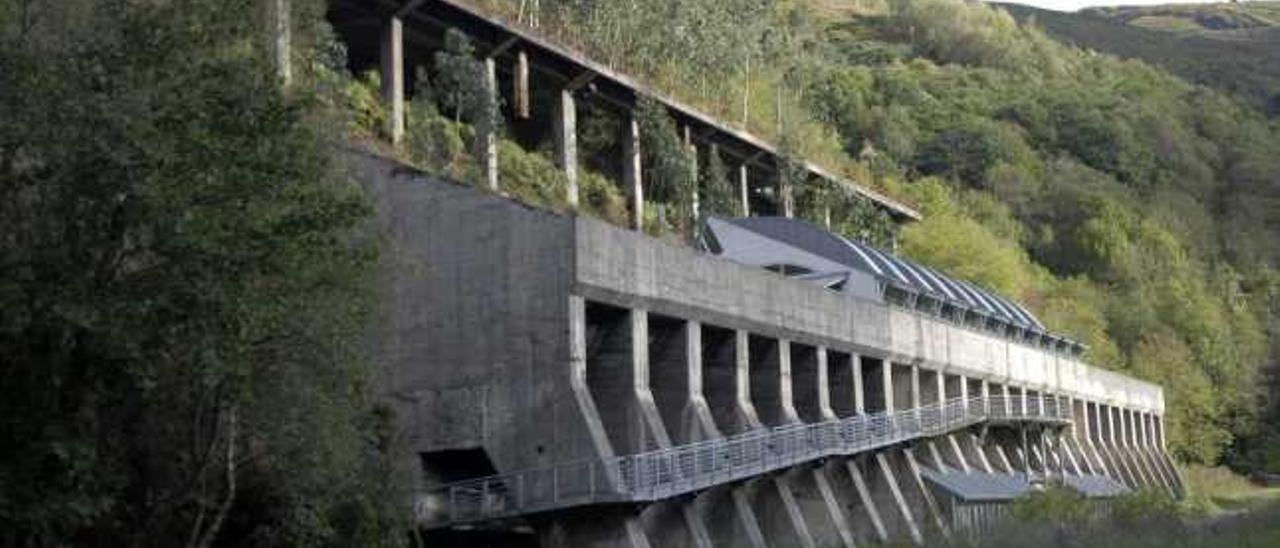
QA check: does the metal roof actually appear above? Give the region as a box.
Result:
[921,470,1131,502]
[920,470,1034,502]
[709,216,1047,330]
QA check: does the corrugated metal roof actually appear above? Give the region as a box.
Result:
[715,216,1046,329]
[921,470,1034,502]
[922,470,1131,502]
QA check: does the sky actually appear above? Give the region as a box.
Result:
[1004,0,1223,12]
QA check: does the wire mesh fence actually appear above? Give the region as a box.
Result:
[416,394,1072,526]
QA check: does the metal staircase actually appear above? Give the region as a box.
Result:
[416,395,1071,527]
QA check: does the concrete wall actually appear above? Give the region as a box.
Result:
[356,153,600,477]
[574,215,1163,414]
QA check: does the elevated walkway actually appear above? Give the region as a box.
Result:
[416,395,1070,528]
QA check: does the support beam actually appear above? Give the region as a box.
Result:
[845,459,889,544]
[482,57,499,191]
[556,89,579,206]
[514,50,531,119]
[624,114,643,230]
[380,16,405,144]
[876,452,923,545]
[738,163,750,217]
[270,0,291,85]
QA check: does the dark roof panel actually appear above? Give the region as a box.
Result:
[715,216,1045,329]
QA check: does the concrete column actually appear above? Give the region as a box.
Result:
[556,89,579,206]
[648,317,719,445]
[514,50,531,119]
[789,468,856,548]
[903,449,950,539]
[270,0,291,85]
[853,355,865,414]
[749,477,817,548]
[701,487,766,548]
[738,164,750,217]
[776,163,795,218]
[569,296,617,462]
[482,57,499,191]
[875,452,923,545]
[624,114,643,230]
[1139,412,1177,495]
[842,459,889,544]
[684,126,700,222]
[380,16,404,144]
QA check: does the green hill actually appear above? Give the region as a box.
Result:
[998,2,1280,116]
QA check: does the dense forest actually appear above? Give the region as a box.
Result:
[4,0,1280,545]
[999,1,1280,117]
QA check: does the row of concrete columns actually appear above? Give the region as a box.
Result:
[373,11,796,232]
[555,297,1182,547]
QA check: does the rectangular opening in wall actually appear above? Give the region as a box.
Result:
[701,324,741,435]
[584,301,636,454]
[790,342,822,423]
[420,448,498,485]
[862,357,886,413]
[749,334,786,427]
[648,313,690,444]
[829,350,856,418]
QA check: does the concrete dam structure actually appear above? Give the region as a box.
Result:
[321,1,1185,546]
[357,151,1182,548]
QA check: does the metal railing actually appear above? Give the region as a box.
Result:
[416,394,1070,527]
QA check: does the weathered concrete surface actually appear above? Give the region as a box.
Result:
[356,154,1174,545]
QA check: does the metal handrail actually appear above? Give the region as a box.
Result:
[415,394,1070,526]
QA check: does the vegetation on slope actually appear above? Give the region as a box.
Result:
[998,2,1280,117]
[452,0,1280,472]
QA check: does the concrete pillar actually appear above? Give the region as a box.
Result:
[875,452,923,545]
[738,164,750,217]
[556,89,579,206]
[270,0,291,86]
[853,355,865,415]
[789,468,856,548]
[624,113,643,230]
[684,126,700,222]
[701,487,767,548]
[640,501,712,548]
[790,343,826,423]
[776,163,795,218]
[749,478,817,548]
[903,448,950,539]
[482,57,499,191]
[827,351,856,418]
[583,305,669,455]
[648,317,719,445]
[701,326,759,435]
[514,50,531,119]
[842,459,889,544]
[749,336,799,426]
[380,16,404,144]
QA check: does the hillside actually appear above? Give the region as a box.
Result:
[439,0,1280,471]
[999,2,1280,116]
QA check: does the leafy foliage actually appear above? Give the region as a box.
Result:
[0,0,403,545]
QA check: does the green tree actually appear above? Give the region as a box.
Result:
[0,0,403,545]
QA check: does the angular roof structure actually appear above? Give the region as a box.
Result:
[702,216,1086,354]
